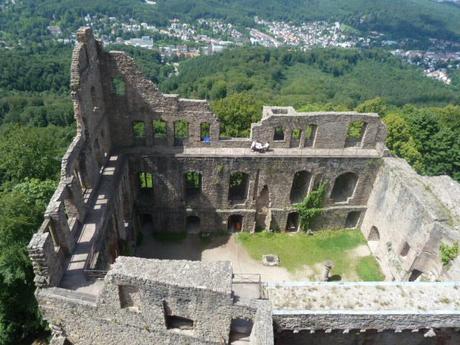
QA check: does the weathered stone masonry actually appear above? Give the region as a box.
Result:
[28,28,460,345]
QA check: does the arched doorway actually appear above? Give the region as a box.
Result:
[368,225,380,251]
[228,215,243,233]
[368,226,380,241]
[286,212,299,232]
[186,216,200,234]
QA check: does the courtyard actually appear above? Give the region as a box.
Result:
[135,227,384,282]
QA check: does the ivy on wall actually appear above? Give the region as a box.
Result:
[295,182,328,231]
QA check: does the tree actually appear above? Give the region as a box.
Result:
[383,113,423,172]
[0,179,56,344]
[211,93,264,137]
[355,97,390,116]
[0,125,73,184]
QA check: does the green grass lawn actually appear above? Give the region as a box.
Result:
[237,229,384,281]
[356,256,385,281]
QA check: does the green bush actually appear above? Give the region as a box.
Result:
[440,242,459,266]
[295,182,327,231]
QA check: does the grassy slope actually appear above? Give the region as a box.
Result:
[237,230,384,281]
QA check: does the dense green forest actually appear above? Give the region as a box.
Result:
[2,0,460,45]
[0,39,460,344]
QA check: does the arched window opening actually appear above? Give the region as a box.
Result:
[200,122,211,143]
[286,212,299,232]
[409,269,423,282]
[273,127,284,141]
[184,171,202,199]
[400,242,410,257]
[174,120,188,146]
[186,216,200,234]
[345,120,367,148]
[304,124,318,147]
[228,215,243,232]
[368,226,380,242]
[330,172,358,203]
[290,170,311,204]
[229,172,249,202]
[345,211,361,229]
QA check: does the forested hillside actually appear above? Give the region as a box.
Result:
[2,0,460,44]
[160,47,460,181]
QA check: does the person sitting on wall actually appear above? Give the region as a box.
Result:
[251,141,270,153]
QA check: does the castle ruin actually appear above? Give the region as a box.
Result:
[28,28,460,345]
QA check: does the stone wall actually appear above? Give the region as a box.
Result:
[28,27,460,345]
[361,158,460,281]
[132,154,380,233]
[38,257,270,345]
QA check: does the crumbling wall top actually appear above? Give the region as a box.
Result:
[107,257,233,294]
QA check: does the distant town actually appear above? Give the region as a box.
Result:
[46,13,460,85]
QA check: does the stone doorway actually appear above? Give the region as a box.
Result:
[186,215,201,234]
[228,215,243,233]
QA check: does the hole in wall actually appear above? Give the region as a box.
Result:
[200,122,211,142]
[153,119,167,141]
[184,171,202,199]
[174,120,188,146]
[186,216,201,234]
[228,215,243,232]
[330,172,358,203]
[273,127,285,141]
[345,211,361,228]
[290,170,311,204]
[368,226,380,242]
[112,75,126,96]
[286,212,299,232]
[400,242,410,257]
[345,120,367,148]
[132,121,145,145]
[304,124,317,147]
[229,172,249,202]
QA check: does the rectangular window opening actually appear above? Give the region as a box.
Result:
[133,121,146,145]
[200,122,211,143]
[153,119,167,140]
[174,120,189,146]
[304,124,317,147]
[139,172,153,189]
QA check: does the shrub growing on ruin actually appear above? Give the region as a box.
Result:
[440,242,459,266]
[295,182,327,231]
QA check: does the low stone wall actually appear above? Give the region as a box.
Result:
[266,281,460,331]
